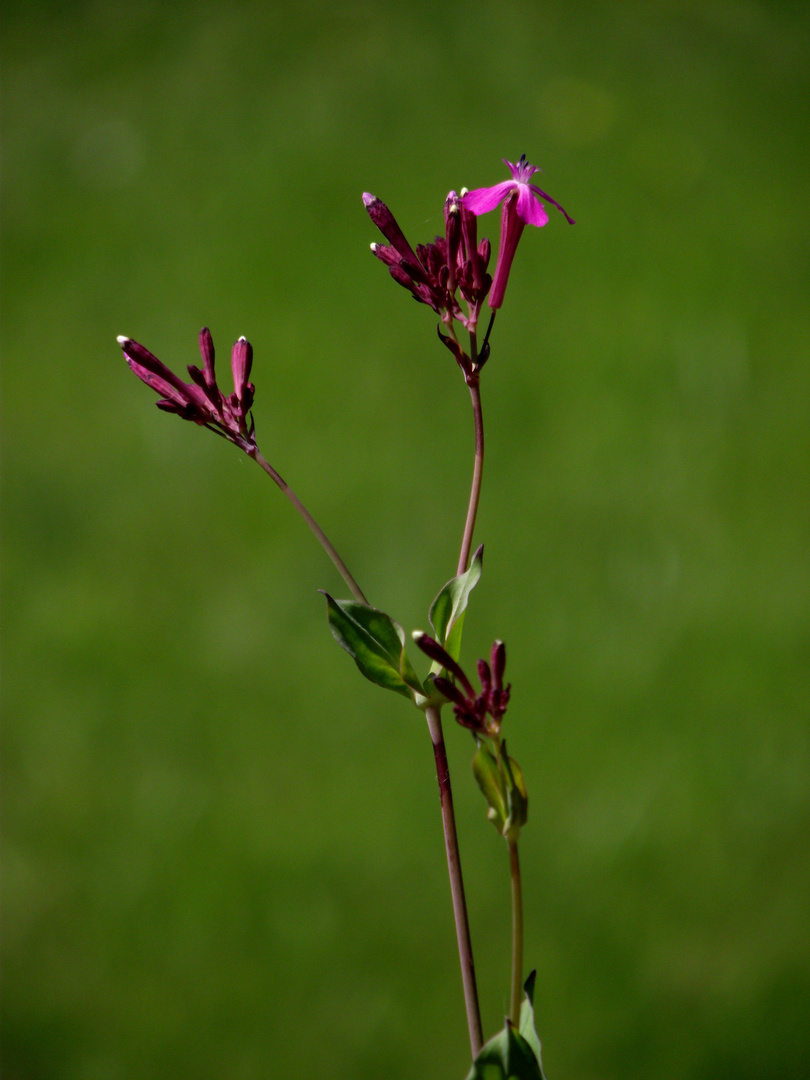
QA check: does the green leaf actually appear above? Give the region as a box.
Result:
[428,544,483,661]
[321,594,421,700]
[464,972,547,1080]
[464,1021,543,1080]
[472,742,508,834]
[519,971,548,1080]
[503,749,529,837]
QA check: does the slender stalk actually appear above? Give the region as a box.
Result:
[507,836,523,1026]
[248,447,368,604]
[457,378,485,576]
[426,705,483,1058]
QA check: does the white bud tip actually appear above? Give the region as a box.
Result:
[370,242,379,251]
[460,187,469,197]
[238,335,247,342]
[116,335,130,345]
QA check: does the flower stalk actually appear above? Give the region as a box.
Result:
[508,834,524,1027]
[425,705,484,1057]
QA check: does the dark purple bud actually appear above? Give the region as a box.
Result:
[231,336,253,403]
[119,336,203,413]
[370,242,400,267]
[363,193,421,268]
[431,675,469,711]
[444,191,461,294]
[460,195,484,291]
[413,632,476,698]
[491,640,506,691]
[199,327,216,388]
[477,658,492,694]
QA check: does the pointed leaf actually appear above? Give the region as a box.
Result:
[322,594,415,699]
[428,544,483,660]
[519,971,548,1080]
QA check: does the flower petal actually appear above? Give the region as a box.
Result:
[516,184,549,227]
[529,183,576,225]
[463,179,517,217]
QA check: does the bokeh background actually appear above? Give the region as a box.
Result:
[3,1,809,1077]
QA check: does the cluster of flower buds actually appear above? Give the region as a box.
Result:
[363,190,492,324]
[364,155,574,378]
[363,190,491,379]
[414,633,511,738]
[415,631,526,838]
[118,328,256,447]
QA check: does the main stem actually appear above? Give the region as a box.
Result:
[457,378,485,576]
[426,705,483,1057]
[508,836,524,1026]
[249,447,368,604]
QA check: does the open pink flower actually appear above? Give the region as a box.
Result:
[463,155,574,309]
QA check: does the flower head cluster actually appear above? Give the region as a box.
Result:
[118,328,256,447]
[363,190,492,331]
[463,154,575,309]
[415,633,511,737]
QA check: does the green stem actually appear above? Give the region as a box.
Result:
[457,377,484,576]
[508,836,523,1026]
[426,705,484,1058]
[248,447,369,604]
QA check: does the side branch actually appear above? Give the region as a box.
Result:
[249,448,369,604]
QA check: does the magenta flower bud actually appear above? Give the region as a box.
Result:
[490,640,506,691]
[477,658,492,695]
[431,675,470,713]
[231,336,253,403]
[459,195,484,293]
[199,326,217,388]
[444,191,461,295]
[412,632,476,698]
[118,336,210,422]
[362,192,422,268]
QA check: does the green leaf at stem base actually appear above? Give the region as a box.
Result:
[464,971,547,1080]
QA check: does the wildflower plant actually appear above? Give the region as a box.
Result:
[120,154,574,1079]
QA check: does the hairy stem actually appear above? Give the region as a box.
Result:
[457,378,485,576]
[426,705,483,1058]
[508,836,524,1026]
[249,447,368,604]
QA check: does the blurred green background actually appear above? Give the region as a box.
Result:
[3,1,809,1077]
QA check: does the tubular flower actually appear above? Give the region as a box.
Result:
[463,154,574,309]
[118,328,256,445]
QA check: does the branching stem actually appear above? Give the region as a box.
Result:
[249,447,368,604]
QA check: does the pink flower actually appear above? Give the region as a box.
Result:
[463,155,574,309]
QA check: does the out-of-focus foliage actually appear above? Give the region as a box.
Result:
[3,1,809,1078]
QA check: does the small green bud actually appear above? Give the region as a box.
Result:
[472,742,508,833]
